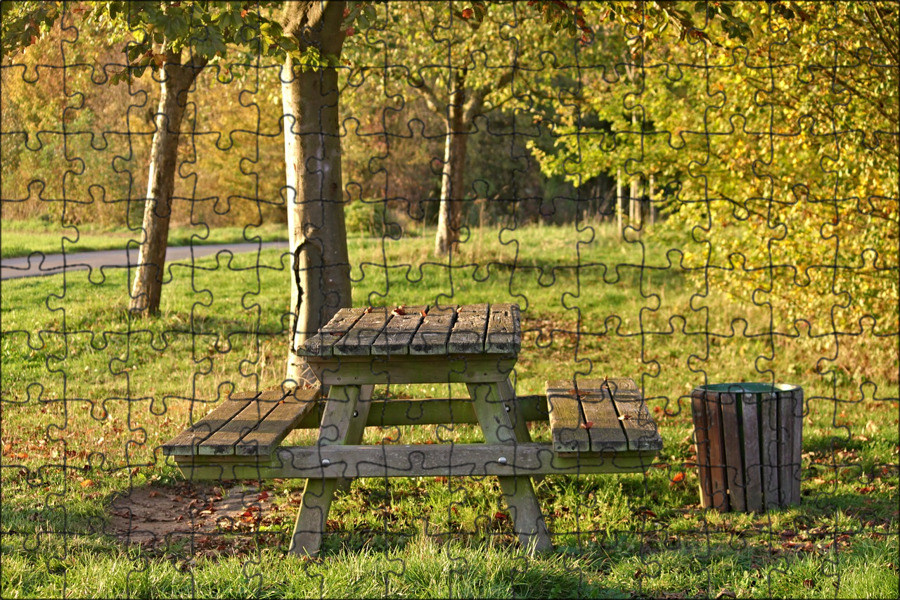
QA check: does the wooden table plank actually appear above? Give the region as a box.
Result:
[485,303,521,354]
[335,307,392,356]
[410,305,457,355]
[161,395,255,456]
[237,388,320,456]
[371,305,427,355]
[546,383,591,454]
[447,303,488,354]
[297,307,367,357]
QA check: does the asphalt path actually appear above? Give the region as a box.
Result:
[1,241,290,280]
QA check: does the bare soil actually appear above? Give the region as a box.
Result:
[108,481,286,554]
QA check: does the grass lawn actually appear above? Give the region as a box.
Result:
[0,218,288,259]
[1,221,897,598]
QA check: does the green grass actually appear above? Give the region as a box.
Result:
[0,218,289,259]
[1,221,898,598]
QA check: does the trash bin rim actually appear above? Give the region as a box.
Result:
[693,382,802,395]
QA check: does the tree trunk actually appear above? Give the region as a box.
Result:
[435,78,469,256]
[129,51,205,316]
[281,2,350,386]
[616,168,624,233]
[628,112,641,230]
[630,177,641,229]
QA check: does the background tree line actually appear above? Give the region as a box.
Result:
[2,1,896,381]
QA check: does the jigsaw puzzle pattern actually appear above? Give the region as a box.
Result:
[1,2,897,598]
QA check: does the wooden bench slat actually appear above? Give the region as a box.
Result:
[548,378,661,455]
[237,387,320,455]
[609,390,663,452]
[547,384,591,454]
[335,307,392,356]
[297,307,367,357]
[447,303,488,354]
[161,394,255,456]
[485,303,520,354]
[577,378,661,452]
[579,391,629,453]
[410,305,457,355]
[198,389,288,456]
[371,305,427,355]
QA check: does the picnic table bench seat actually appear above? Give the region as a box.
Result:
[161,388,320,458]
[547,378,663,456]
[161,303,664,556]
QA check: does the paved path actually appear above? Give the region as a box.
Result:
[1,242,290,280]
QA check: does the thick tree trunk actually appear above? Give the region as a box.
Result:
[129,51,204,315]
[281,2,350,386]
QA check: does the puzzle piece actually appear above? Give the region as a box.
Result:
[1,2,897,597]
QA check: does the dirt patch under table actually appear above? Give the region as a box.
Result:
[108,481,287,555]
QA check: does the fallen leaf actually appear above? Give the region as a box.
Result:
[80,479,93,488]
[580,421,594,430]
[672,472,685,483]
[619,414,632,421]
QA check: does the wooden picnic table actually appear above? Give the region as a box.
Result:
[162,302,662,556]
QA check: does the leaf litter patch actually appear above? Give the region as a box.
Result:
[108,481,284,557]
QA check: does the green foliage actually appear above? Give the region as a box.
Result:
[532,1,899,333]
[345,199,391,237]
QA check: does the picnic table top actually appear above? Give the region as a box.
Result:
[295,303,521,358]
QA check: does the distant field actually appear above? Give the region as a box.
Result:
[1,222,897,598]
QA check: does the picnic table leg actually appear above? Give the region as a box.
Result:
[336,384,374,493]
[499,378,533,443]
[467,382,553,554]
[498,377,545,485]
[289,384,368,556]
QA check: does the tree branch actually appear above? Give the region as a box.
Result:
[463,68,515,122]
[410,79,441,114]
